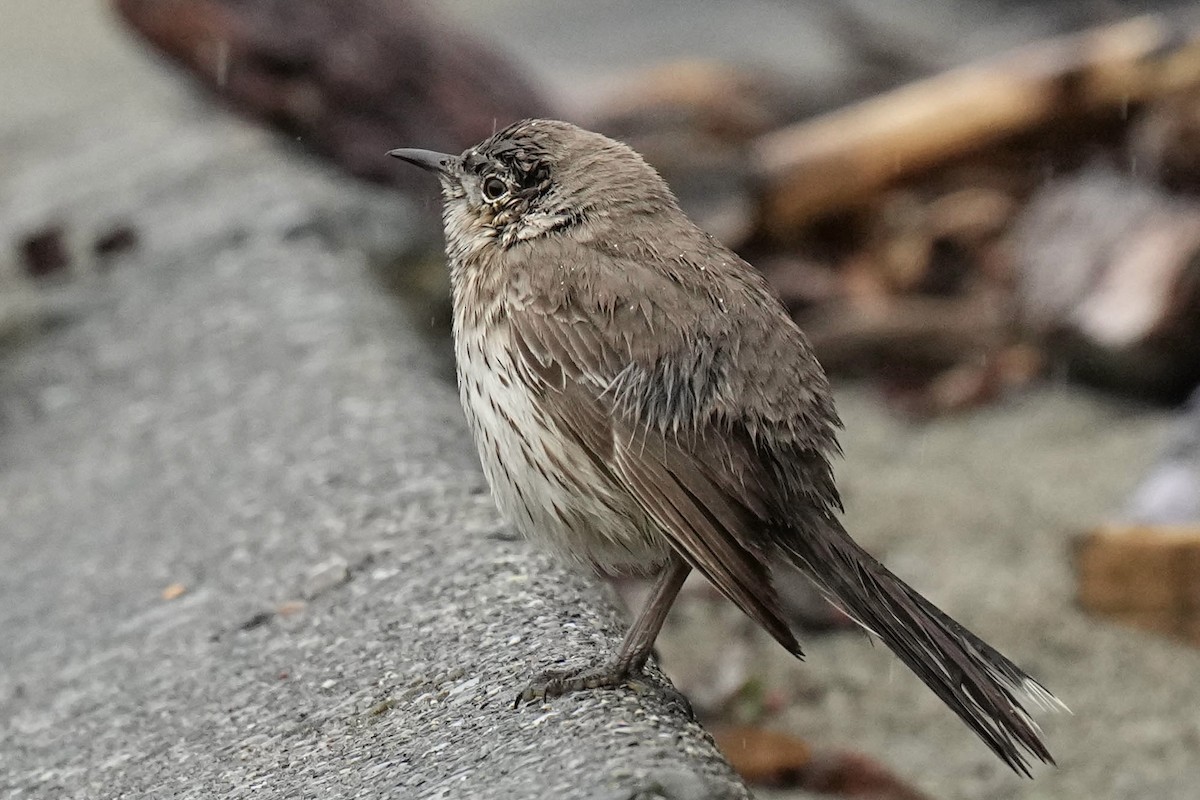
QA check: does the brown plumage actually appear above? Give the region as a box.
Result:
[389,119,1063,776]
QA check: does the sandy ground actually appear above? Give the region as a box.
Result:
[3,2,1199,799]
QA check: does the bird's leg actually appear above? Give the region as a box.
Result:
[516,553,691,707]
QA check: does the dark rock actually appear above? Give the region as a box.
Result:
[92,223,139,259]
[18,224,71,278]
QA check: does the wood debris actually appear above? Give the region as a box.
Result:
[586,14,1200,411]
[754,14,1200,234]
[1076,525,1200,643]
[115,2,1200,411]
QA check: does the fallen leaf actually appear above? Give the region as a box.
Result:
[710,725,811,786]
[801,751,932,800]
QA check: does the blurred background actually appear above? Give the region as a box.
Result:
[3,1,1200,798]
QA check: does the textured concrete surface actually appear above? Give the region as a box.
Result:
[0,2,748,798]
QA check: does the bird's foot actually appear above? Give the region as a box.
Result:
[513,661,644,708]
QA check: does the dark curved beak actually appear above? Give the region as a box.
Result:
[387,148,457,176]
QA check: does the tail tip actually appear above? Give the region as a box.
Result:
[1019,677,1070,715]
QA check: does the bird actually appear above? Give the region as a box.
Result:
[389,119,1063,775]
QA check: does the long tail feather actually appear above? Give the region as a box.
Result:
[780,518,1065,776]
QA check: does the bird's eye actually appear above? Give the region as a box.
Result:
[481,176,508,201]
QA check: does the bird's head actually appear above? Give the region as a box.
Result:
[389,119,677,261]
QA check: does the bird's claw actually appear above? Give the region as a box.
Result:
[513,662,632,708]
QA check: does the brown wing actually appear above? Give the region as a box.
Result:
[508,289,804,657]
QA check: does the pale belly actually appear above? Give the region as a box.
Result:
[454,323,668,573]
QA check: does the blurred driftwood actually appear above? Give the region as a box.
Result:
[802,292,1006,375]
[111,1,1200,409]
[1012,167,1200,402]
[583,20,1200,411]
[1077,392,1200,642]
[1076,526,1200,644]
[112,0,551,185]
[754,14,1200,236]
